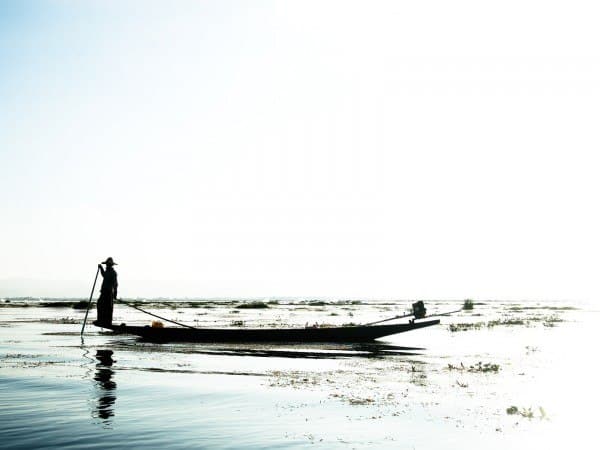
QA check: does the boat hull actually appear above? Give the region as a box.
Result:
[97,320,440,343]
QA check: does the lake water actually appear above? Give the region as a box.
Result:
[1,298,597,449]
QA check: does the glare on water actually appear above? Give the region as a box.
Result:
[1,298,598,449]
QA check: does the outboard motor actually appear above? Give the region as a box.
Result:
[412,301,427,319]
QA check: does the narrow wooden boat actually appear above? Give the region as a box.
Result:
[95,319,440,343]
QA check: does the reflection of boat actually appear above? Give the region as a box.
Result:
[94,319,440,343]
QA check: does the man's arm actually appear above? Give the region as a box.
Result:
[98,264,105,276]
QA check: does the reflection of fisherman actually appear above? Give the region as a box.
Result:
[94,350,116,421]
[96,257,118,326]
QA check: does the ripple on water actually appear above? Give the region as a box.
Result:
[0,299,596,449]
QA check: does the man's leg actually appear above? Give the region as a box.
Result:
[106,296,114,325]
[97,293,107,324]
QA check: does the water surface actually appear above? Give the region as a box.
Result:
[1,298,596,448]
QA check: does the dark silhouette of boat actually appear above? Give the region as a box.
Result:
[94,319,439,343]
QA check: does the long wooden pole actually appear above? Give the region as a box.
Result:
[80,266,100,336]
[364,307,464,326]
[364,312,413,326]
[117,299,198,329]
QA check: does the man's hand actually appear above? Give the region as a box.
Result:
[98,263,102,269]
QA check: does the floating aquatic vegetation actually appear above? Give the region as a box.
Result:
[72,301,89,309]
[508,305,576,311]
[471,362,500,373]
[491,314,564,328]
[448,317,538,331]
[2,353,44,359]
[541,315,563,327]
[328,299,364,306]
[308,300,328,306]
[455,380,468,388]
[269,371,324,389]
[448,322,484,332]
[463,299,474,310]
[40,317,80,324]
[235,301,269,309]
[447,314,565,330]
[447,362,500,373]
[527,314,563,322]
[486,318,526,327]
[347,397,375,405]
[506,406,546,419]
[409,370,428,386]
[39,300,89,308]
[230,320,245,327]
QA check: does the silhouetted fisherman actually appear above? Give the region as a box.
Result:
[95,257,118,326]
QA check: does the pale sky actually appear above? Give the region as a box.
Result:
[1,1,599,300]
